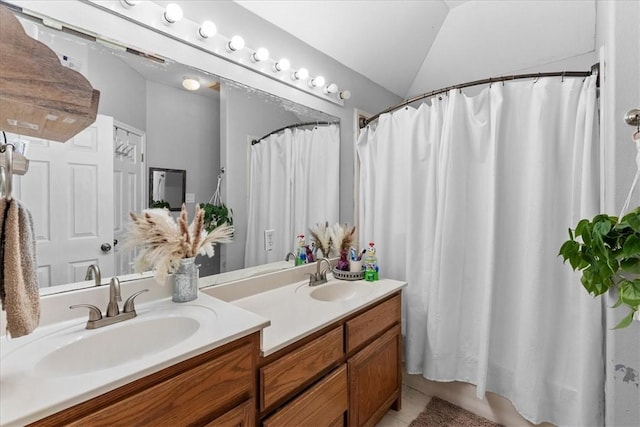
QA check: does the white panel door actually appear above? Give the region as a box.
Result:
[113,122,145,277]
[16,115,114,288]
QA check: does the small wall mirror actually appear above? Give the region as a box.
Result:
[149,167,186,211]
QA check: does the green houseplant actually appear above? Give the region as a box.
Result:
[198,202,233,233]
[559,207,640,328]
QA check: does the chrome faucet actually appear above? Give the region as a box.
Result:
[285,251,296,261]
[70,277,149,329]
[308,258,332,286]
[106,276,122,317]
[84,264,101,286]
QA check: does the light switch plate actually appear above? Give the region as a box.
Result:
[185,193,195,203]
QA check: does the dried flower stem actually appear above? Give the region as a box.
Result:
[125,204,234,283]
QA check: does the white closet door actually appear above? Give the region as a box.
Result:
[113,122,145,277]
[17,114,114,288]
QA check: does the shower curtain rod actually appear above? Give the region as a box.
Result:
[251,121,338,145]
[361,65,599,127]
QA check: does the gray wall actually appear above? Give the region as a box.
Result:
[145,80,221,275]
[88,49,146,131]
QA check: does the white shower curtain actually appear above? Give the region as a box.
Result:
[245,124,340,267]
[358,76,604,426]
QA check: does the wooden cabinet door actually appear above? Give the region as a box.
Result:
[59,338,254,427]
[348,325,401,427]
[204,399,254,427]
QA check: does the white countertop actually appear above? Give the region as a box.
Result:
[0,292,269,427]
[225,276,406,356]
[0,269,406,426]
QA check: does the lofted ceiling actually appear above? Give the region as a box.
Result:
[232,0,596,99]
[233,0,466,98]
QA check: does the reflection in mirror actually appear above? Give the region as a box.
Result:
[149,167,185,211]
[4,7,339,294]
[244,122,340,268]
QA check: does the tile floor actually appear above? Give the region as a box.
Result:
[376,383,431,427]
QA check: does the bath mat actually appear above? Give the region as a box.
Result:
[409,397,502,427]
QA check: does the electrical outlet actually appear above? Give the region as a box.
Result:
[185,193,195,203]
[264,229,275,252]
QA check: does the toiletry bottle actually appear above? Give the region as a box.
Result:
[364,242,379,281]
[305,242,315,263]
[296,234,307,266]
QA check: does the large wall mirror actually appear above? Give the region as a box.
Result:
[2,3,340,293]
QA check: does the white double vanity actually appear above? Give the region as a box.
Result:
[1,263,406,427]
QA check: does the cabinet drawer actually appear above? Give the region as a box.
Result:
[346,293,400,353]
[261,326,343,411]
[263,364,348,427]
[66,340,254,426]
[204,399,254,427]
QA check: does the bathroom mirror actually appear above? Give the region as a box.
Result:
[3,4,340,292]
[149,168,186,211]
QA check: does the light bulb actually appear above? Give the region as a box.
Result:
[163,3,183,24]
[339,90,351,100]
[308,75,325,88]
[292,67,309,81]
[273,58,290,72]
[324,83,338,94]
[198,21,217,38]
[252,47,269,62]
[227,35,245,52]
[182,78,200,91]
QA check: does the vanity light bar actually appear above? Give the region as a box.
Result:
[106,0,348,104]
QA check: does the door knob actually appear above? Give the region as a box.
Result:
[101,243,112,252]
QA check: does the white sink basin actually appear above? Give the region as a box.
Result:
[308,281,374,302]
[35,315,200,377]
[3,303,217,378]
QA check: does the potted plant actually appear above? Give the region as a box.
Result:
[559,207,640,328]
[199,202,233,233]
[150,199,170,209]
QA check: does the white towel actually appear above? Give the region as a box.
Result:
[0,198,40,337]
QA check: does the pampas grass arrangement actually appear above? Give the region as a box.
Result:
[308,222,356,264]
[125,203,234,283]
[309,221,331,257]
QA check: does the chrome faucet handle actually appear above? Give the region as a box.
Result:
[123,289,149,313]
[70,304,103,321]
[106,277,122,317]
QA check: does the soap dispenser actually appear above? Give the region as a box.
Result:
[364,242,379,281]
[295,234,307,266]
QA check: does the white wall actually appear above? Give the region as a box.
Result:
[596,1,640,425]
[408,0,596,97]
